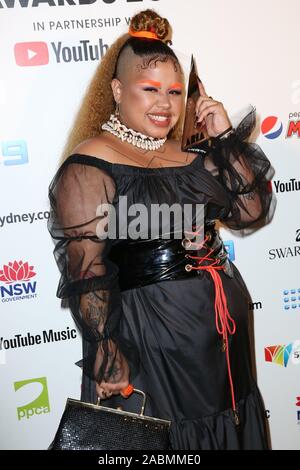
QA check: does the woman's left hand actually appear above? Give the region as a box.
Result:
[195,81,232,138]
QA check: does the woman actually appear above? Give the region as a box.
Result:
[48,9,276,450]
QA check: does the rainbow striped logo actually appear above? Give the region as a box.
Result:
[265,341,300,367]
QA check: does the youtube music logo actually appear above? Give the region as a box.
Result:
[14,42,49,66]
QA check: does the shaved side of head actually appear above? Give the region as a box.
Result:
[114,44,181,84]
[115,46,139,82]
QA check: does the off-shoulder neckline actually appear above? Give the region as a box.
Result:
[65,153,203,175]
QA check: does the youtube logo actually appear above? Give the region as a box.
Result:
[14,42,49,66]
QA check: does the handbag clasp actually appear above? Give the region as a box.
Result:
[97,388,147,416]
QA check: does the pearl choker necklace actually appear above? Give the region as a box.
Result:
[101,114,167,151]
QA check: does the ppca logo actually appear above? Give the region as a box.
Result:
[14,377,50,421]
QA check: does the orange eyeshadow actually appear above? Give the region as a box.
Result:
[137,80,162,87]
[169,83,183,90]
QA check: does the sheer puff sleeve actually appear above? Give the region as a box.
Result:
[203,106,276,232]
[48,157,134,390]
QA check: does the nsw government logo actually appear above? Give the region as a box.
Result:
[0,260,37,303]
[14,377,50,421]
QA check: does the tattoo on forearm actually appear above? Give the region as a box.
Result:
[103,351,122,383]
[84,291,108,331]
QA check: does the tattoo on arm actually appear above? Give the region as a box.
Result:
[103,351,122,383]
[83,291,108,331]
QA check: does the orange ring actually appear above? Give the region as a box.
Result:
[120,383,134,398]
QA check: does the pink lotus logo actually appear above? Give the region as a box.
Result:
[0,261,36,284]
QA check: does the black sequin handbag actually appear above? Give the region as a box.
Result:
[50,388,171,450]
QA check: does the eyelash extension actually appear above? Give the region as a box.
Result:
[143,87,182,95]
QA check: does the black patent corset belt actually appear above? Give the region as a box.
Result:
[109,223,239,424]
[109,223,234,292]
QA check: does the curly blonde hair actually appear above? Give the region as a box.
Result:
[60,9,185,163]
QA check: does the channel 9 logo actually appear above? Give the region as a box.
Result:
[14,377,50,421]
[0,141,28,166]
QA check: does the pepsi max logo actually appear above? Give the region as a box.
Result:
[261,116,283,139]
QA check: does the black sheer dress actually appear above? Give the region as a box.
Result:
[48,108,276,450]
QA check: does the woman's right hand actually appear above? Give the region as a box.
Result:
[94,340,130,399]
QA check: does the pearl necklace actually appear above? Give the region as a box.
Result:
[101,114,167,151]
